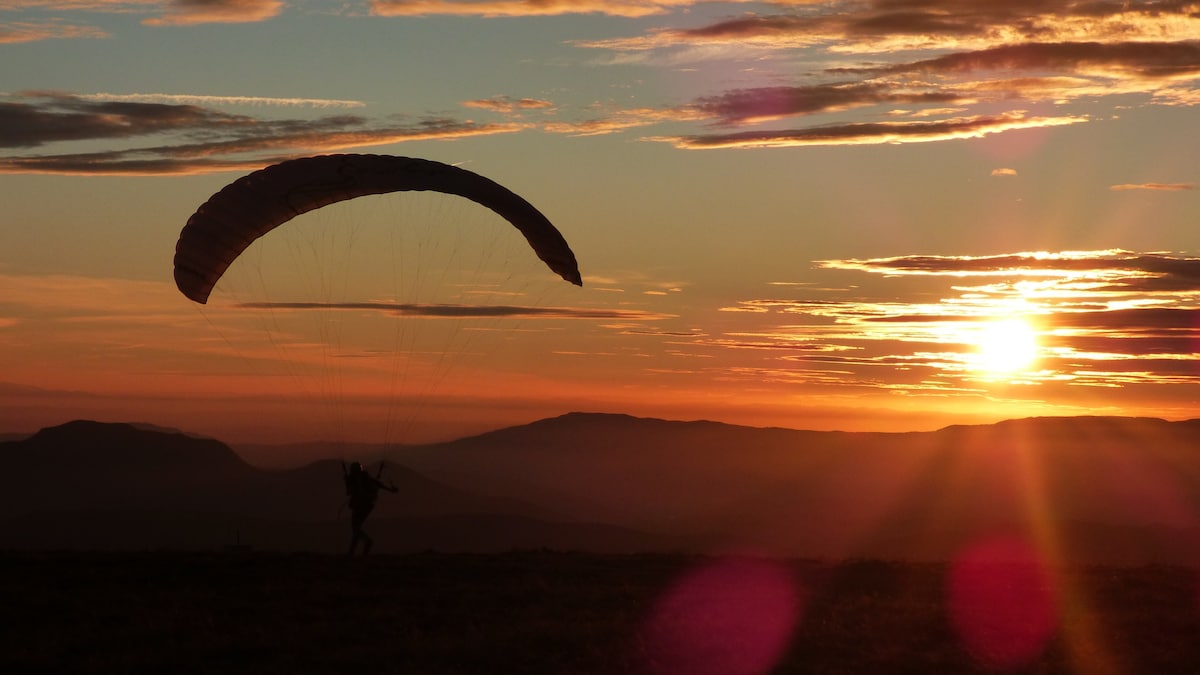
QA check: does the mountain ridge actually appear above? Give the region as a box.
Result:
[5,413,1200,564]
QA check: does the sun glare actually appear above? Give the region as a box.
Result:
[973,317,1040,375]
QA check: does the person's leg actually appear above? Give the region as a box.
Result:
[358,503,375,554]
[349,509,367,554]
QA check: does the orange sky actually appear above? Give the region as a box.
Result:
[2,1,1200,444]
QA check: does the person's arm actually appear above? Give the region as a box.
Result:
[373,461,397,492]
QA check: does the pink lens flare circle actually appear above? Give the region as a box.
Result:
[637,556,802,675]
[947,536,1058,669]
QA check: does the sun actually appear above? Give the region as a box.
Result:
[973,317,1040,374]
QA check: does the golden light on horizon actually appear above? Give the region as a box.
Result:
[971,317,1041,375]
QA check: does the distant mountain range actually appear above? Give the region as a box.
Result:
[5,413,1200,564]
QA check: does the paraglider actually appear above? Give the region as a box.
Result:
[172,151,584,447]
[173,153,582,304]
[173,153,584,550]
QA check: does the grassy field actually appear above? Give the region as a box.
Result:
[3,550,1200,674]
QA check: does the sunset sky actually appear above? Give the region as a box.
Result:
[3,0,1200,445]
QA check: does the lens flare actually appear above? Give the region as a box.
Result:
[948,536,1058,669]
[637,556,802,675]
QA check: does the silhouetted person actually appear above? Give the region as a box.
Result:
[342,461,397,555]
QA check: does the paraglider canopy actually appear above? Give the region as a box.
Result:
[174,154,582,304]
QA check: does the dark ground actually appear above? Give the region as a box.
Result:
[3,550,1200,674]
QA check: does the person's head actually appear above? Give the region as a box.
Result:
[349,462,364,474]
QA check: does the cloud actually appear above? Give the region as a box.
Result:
[543,106,696,136]
[659,113,1087,149]
[1110,182,1194,191]
[13,0,1200,153]
[687,82,966,125]
[0,20,107,43]
[711,250,1200,392]
[604,1,1200,53]
[369,0,701,18]
[0,1,283,42]
[992,168,1017,176]
[143,0,284,26]
[817,250,1200,287]
[876,41,1200,80]
[567,1,1200,150]
[76,92,367,108]
[237,301,673,320]
[0,92,257,149]
[463,96,555,113]
[0,92,524,175]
